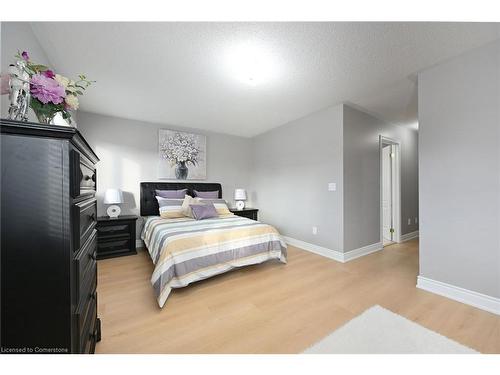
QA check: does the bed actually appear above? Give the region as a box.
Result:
[139,182,287,308]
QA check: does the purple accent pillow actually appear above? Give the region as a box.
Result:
[190,203,218,220]
[155,188,187,199]
[194,190,219,199]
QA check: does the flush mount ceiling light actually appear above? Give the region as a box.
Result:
[223,42,279,86]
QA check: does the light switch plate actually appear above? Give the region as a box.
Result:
[328,182,336,191]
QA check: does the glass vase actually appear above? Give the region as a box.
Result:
[175,161,189,180]
[35,112,56,125]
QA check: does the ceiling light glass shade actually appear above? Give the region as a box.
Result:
[234,188,247,201]
[103,188,124,204]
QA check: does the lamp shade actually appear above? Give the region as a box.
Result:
[103,188,124,204]
[234,188,247,201]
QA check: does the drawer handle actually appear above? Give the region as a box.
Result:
[89,213,95,221]
[89,252,97,261]
[84,174,95,182]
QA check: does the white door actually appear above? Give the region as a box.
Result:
[382,145,393,243]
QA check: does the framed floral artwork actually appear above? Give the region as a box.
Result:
[158,129,206,180]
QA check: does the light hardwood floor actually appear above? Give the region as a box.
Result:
[95,239,499,353]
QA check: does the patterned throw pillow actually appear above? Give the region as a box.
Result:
[198,198,231,216]
[156,196,184,218]
[155,188,187,199]
[194,190,219,199]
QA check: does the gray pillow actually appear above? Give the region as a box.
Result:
[190,203,218,220]
[156,188,187,199]
[194,190,219,199]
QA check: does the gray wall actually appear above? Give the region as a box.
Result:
[252,103,419,253]
[77,111,254,238]
[343,105,419,251]
[418,40,499,298]
[1,22,51,120]
[252,104,344,251]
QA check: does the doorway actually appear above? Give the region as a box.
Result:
[379,136,401,246]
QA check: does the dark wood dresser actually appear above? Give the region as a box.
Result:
[0,119,101,354]
[96,215,138,259]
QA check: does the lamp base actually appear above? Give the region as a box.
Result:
[235,200,245,210]
[107,205,121,218]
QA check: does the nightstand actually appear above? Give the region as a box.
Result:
[229,208,259,221]
[96,215,138,259]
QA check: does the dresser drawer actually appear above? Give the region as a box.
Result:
[78,267,97,314]
[72,198,97,251]
[97,238,133,257]
[83,324,97,354]
[75,229,97,278]
[97,222,132,239]
[76,288,97,353]
[70,150,96,199]
[74,231,97,305]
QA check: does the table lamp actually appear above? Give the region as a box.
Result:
[104,188,123,218]
[234,188,247,210]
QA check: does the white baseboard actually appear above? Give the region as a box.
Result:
[400,230,419,242]
[283,236,382,263]
[417,276,500,316]
[282,236,344,262]
[343,242,383,262]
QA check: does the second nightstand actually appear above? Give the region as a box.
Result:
[229,208,258,221]
[96,215,138,259]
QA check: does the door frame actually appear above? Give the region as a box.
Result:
[379,135,401,244]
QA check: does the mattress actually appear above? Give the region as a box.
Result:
[141,214,287,307]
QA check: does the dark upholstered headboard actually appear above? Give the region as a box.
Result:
[140,182,222,216]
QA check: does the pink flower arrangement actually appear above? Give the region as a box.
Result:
[30,73,66,104]
[12,50,94,124]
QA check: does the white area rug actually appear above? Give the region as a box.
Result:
[304,305,478,354]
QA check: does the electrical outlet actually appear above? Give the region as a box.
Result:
[312,226,318,235]
[408,218,411,225]
[415,217,418,224]
[328,182,336,191]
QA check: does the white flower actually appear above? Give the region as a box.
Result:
[160,132,201,165]
[55,74,70,89]
[66,79,78,93]
[65,94,79,110]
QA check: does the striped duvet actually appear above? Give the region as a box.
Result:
[141,214,287,308]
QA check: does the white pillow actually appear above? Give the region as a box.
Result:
[181,195,202,218]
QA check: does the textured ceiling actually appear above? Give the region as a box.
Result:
[31,22,499,136]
